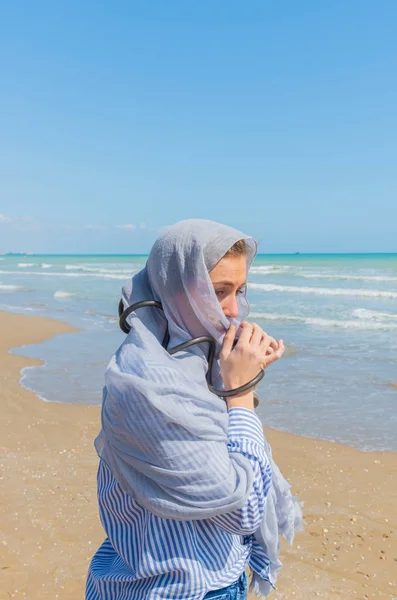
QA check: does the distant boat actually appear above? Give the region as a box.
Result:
[295,252,300,255]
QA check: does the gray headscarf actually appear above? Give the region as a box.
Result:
[95,219,302,598]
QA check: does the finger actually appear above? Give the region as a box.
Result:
[222,324,236,356]
[236,322,253,348]
[264,354,279,368]
[250,323,263,347]
[270,340,284,357]
[259,332,271,352]
[264,341,285,365]
[265,338,281,353]
[276,339,284,353]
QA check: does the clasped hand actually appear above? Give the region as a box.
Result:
[220,322,285,391]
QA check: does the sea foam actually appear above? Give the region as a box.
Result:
[0,269,130,280]
[249,283,397,299]
[0,283,29,292]
[53,290,77,299]
[250,311,397,331]
[298,272,397,283]
[65,264,133,274]
[353,308,397,321]
[250,265,296,274]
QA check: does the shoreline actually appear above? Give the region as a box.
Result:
[1,311,396,599]
[12,316,397,454]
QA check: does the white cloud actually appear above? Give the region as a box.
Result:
[0,213,12,223]
[117,224,136,230]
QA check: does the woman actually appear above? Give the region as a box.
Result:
[86,220,302,600]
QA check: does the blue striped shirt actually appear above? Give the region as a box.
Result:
[86,408,272,600]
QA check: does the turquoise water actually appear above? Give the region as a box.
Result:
[1,253,396,451]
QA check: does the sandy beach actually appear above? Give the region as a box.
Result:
[1,311,396,600]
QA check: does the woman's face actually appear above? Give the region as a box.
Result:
[209,255,247,319]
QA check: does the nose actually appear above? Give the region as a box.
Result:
[222,296,239,319]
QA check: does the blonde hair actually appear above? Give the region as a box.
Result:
[225,239,248,257]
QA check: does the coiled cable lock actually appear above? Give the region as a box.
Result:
[118,299,264,399]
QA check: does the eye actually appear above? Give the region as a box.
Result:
[215,289,224,297]
[237,288,244,295]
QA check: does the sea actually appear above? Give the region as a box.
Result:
[1,253,396,452]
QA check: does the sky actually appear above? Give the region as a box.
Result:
[0,0,396,254]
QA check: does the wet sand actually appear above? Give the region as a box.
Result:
[1,311,396,599]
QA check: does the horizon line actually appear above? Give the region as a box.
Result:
[1,252,397,257]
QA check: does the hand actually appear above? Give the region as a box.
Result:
[220,322,285,392]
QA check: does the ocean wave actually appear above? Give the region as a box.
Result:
[250,311,302,322]
[18,262,37,268]
[298,272,397,283]
[65,264,95,271]
[0,304,38,312]
[249,311,397,331]
[41,263,52,268]
[250,265,297,274]
[250,267,397,283]
[305,317,397,331]
[249,283,397,299]
[0,283,31,292]
[353,308,397,321]
[54,290,77,299]
[84,309,119,324]
[85,309,115,319]
[0,269,130,280]
[65,264,136,274]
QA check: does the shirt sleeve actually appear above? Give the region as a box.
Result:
[210,407,272,535]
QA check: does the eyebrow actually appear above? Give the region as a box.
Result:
[212,280,246,287]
